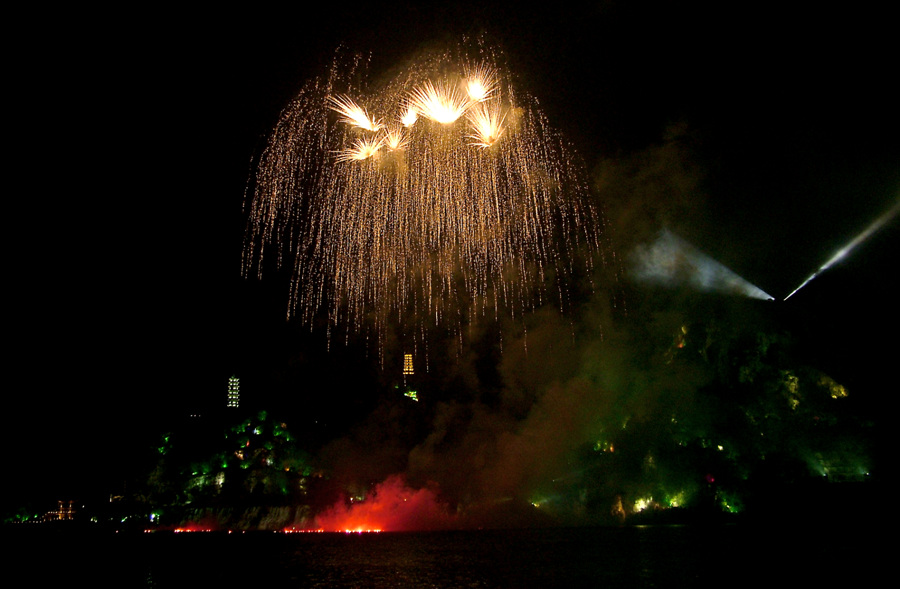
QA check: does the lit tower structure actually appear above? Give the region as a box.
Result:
[227,375,240,408]
[402,354,417,401]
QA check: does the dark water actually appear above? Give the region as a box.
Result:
[6,523,878,588]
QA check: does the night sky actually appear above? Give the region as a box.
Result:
[8,3,896,511]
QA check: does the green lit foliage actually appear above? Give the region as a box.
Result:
[572,305,870,522]
[145,411,316,509]
[2,505,43,524]
[219,411,315,501]
[709,331,865,482]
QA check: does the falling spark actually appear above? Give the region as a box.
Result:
[784,198,900,300]
[243,42,607,356]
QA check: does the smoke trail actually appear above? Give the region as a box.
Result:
[784,198,900,300]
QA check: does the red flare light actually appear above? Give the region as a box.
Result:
[303,474,456,533]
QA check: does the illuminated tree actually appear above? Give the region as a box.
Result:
[573,306,872,522]
[145,411,316,509]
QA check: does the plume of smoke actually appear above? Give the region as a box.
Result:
[309,126,728,527]
[312,474,456,532]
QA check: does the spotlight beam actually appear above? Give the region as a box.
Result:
[631,230,774,300]
[784,198,900,300]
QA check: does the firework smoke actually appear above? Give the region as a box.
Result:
[308,474,456,532]
[243,41,606,357]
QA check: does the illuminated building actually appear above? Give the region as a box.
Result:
[227,375,240,408]
[43,500,77,522]
[402,354,418,401]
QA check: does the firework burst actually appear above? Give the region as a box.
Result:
[464,62,499,102]
[408,80,471,125]
[465,100,507,148]
[335,135,384,162]
[327,94,384,131]
[243,42,607,360]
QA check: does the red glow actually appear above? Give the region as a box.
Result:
[308,474,457,532]
[173,522,216,533]
[155,514,221,533]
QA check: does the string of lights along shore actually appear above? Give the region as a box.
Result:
[243,39,608,360]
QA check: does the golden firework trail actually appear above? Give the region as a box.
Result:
[335,136,384,162]
[465,100,506,148]
[243,42,608,357]
[327,94,384,131]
